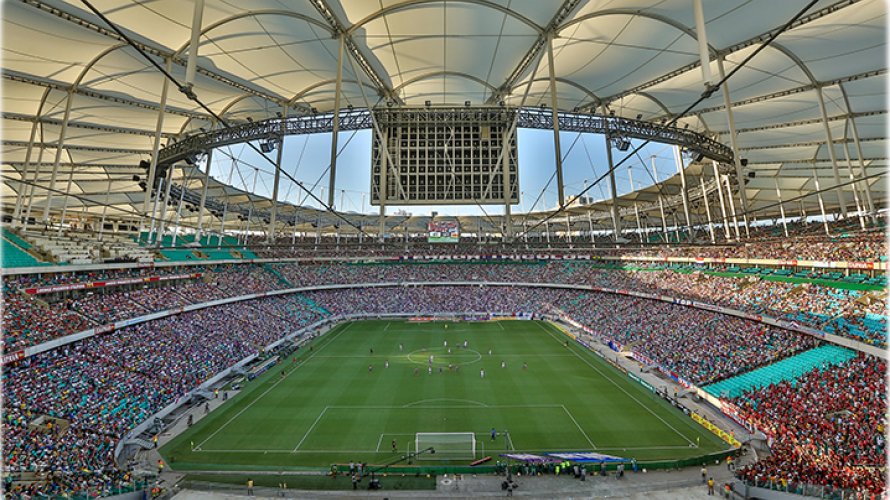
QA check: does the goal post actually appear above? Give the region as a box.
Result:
[415,432,477,460]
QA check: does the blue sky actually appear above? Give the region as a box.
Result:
[207,127,686,217]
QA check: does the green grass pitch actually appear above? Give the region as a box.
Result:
[161,320,727,471]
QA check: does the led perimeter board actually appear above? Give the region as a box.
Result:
[371,107,519,206]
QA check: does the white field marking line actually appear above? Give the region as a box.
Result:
[383,322,391,331]
[497,320,505,331]
[320,404,564,410]
[376,433,417,451]
[194,444,694,454]
[292,406,329,452]
[402,398,488,407]
[536,322,697,447]
[561,405,597,450]
[195,322,353,450]
[311,353,575,359]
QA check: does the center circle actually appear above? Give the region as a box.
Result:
[406,347,482,367]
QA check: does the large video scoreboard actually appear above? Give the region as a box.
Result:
[371,107,519,206]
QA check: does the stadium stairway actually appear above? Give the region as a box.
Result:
[702,344,857,399]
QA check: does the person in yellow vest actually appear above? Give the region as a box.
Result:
[247,478,254,496]
[707,477,715,496]
[157,459,164,475]
[726,455,733,470]
[152,435,159,448]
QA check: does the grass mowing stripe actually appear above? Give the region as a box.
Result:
[196,322,353,450]
[536,321,697,447]
[162,320,726,470]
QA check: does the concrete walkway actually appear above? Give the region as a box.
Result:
[172,467,735,498]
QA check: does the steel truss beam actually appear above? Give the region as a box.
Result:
[157,106,733,166]
[3,70,205,119]
[2,140,150,155]
[3,112,178,138]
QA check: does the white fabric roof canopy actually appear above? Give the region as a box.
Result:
[2,0,885,233]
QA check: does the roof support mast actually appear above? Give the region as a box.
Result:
[546,32,566,208]
[267,107,287,243]
[814,85,848,219]
[141,57,172,240]
[716,56,749,239]
[42,89,74,224]
[12,116,40,227]
[328,34,346,208]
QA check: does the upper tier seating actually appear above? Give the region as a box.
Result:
[703,344,856,399]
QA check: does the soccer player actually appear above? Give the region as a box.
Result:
[385,360,389,368]
[522,362,528,370]
[490,428,497,441]
[368,364,373,372]
[392,439,397,452]
[444,340,448,348]
[463,339,468,348]
[399,343,403,352]
[501,360,506,368]
[428,366,432,375]
[480,369,485,378]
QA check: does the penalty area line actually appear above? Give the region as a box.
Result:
[292,406,329,452]
[561,405,597,450]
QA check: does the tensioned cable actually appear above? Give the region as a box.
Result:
[79,0,371,238]
[514,0,823,241]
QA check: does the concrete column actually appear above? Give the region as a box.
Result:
[378,130,388,242]
[98,177,113,241]
[723,175,741,240]
[195,147,213,241]
[268,108,287,242]
[672,145,692,237]
[847,113,876,223]
[812,171,830,236]
[774,178,789,238]
[12,118,40,226]
[700,175,716,243]
[546,32,565,207]
[711,161,730,239]
[658,196,668,242]
[841,140,866,230]
[42,89,75,223]
[327,35,345,207]
[142,57,172,234]
[56,168,76,234]
[604,135,622,240]
[814,85,848,218]
[502,125,514,240]
[716,57,750,234]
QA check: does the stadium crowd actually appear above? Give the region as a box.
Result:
[2,278,884,498]
[2,296,323,498]
[3,260,885,352]
[733,354,886,496]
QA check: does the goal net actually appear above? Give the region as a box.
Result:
[415,432,477,460]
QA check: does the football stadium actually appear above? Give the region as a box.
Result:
[1,1,887,498]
